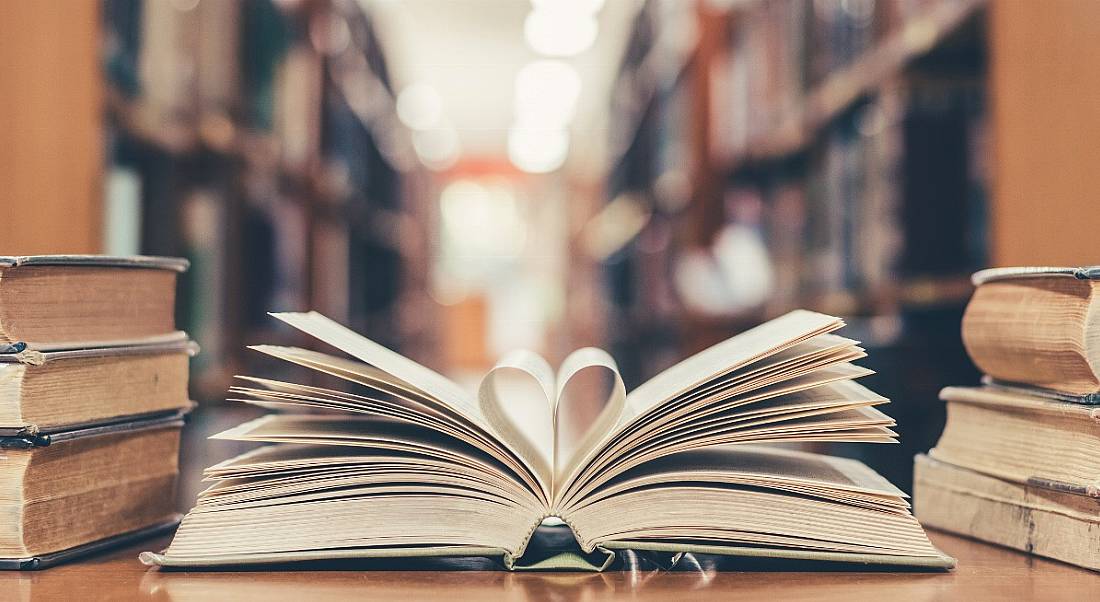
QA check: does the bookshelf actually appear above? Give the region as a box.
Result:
[101,0,433,400]
[595,0,986,371]
[596,0,991,489]
[721,0,984,173]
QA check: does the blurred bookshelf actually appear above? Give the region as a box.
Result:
[101,0,435,401]
[594,0,990,490]
[4,0,1099,501]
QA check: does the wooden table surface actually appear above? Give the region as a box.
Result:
[2,530,1097,601]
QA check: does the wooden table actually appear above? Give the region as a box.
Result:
[3,530,1097,601]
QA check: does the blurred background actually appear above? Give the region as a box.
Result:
[1,0,1097,506]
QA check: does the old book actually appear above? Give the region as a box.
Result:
[145,310,950,570]
[0,413,186,569]
[962,266,1100,400]
[0,256,188,350]
[914,454,1100,571]
[0,339,196,436]
[929,386,1100,496]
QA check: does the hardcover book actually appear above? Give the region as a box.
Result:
[144,310,952,570]
[914,454,1100,571]
[0,255,188,352]
[962,265,1100,402]
[0,413,186,569]
[930,386,1100,496]
[0,338,196,436]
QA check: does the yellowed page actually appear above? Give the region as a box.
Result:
[552,347,625,489]
[269,311,552,505]
[554,310,844,507]
[478,350,555,491]
[622,310,843,421]
[271,312,481,418]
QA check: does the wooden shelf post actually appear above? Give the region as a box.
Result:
[0,2,103,254]
[989,2,1100,265]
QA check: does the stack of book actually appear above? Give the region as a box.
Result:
[915,266,1100,571]
[0,256,194,570]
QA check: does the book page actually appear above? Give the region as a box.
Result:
[552,347,625,488]
[478,350,556,490]
[586,445,907,505]
[269,312,551,504]
[475,347,629,496]
[210,414,538,503]
[272,312,480,419]
[160,421,541,565]
[622,310,843,422]
[553,310,843,507]
[565,385,895,506]
[563,447,944,561]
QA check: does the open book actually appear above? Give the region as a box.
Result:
[143,310,952,570]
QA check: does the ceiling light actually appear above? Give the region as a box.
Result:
[514,60,582,128]
[412,125,460,171]
[396,83,443,131]
[524,8,598,57]
[508,126,569,174]
[439,180,527,261]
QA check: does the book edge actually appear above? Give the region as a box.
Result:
[971,265,1100,286]
[0,255,189,272]
[0,332,192,356]
[980,378,1100,405]
[0,406,192,443]
[141,545,511,569]
[0,518,182,570]
[914,454,1100,571]
[141,543,953,571]
[0,335,197,364]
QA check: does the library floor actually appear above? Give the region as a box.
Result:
[3,531,1098,601]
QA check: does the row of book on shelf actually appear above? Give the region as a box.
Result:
[605,0,987,344]
[656,79,988,320]
[709,0,981,160]
[103,0,415,398]
[700,0,986,313]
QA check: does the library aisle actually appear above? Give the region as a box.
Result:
[2,0,1100,589]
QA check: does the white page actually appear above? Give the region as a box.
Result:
[623,310,843,421]
[553,310,843,506]
[271,312,483,422]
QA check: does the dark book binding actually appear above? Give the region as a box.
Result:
[0,519,181,570]
[0,407,191,444]
[0,255,189,272]
[980,377,1100,406]
[971,265,1100,286]
[0,336,197,362]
